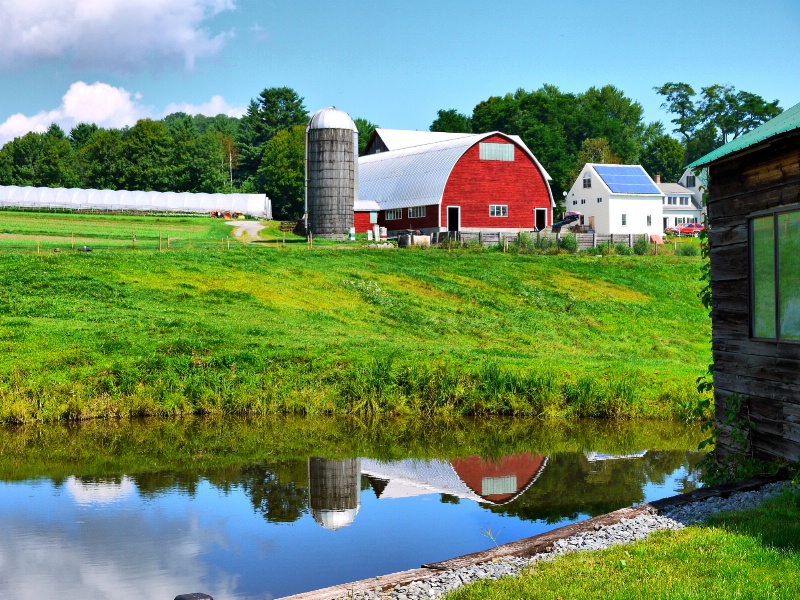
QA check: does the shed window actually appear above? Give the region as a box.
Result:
[751,209,800,340]
[408,206,426,219]
[489,205,508,217]
[386,209,403,220]
[479,143,514,161]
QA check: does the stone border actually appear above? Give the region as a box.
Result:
[277,475,784,600]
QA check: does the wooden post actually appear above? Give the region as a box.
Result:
[478,231,482,247]
[655,239,658,255]
[556,232,561,251]
[132,231,136,249]
[629,233,633,248]
[159,231,162,252]
[282,231,286,246]
[227,237,230,250]
[168,235,171,250]
[37,240,40,255]
[221,237,225,249]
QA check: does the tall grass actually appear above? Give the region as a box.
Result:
[0,213,711,422]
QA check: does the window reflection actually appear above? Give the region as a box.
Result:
[779,211,800,339]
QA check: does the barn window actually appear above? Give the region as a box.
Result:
[583,173,591,188]
[479,143,514,161]
[751,208,800,340]
[489,205,508,217]
[408,206,426,219]
[386,209,403,220]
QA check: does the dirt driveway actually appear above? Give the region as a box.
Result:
[226,220,266,240]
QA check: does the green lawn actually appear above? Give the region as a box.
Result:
[448,486,800,600]
[0,212,711,422]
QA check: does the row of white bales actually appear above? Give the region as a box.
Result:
[0,185,272,218]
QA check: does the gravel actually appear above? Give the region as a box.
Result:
[334,481,794,600]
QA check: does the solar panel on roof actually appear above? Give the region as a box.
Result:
[593,165,661,195]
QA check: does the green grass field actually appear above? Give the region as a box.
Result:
[0,211,712,422]
[448,485,800,600]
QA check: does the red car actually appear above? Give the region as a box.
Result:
[676,223,705,237]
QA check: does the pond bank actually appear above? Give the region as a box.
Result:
[278,475,788,600]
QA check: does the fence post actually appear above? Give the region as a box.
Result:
[592,232,597,247]
[629,233,633,248]
[556,231,560,251]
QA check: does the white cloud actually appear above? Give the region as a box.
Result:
[0,0,237,71]
[0,81,244,145]
[163,95,246,118]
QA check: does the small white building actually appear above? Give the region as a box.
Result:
[565,164,664,235]
[657,182,703,230]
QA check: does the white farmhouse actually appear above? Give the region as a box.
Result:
[565,164,664,235]
[657,181,703,230]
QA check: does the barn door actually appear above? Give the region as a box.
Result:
[447,206,460,232]
[535,208,547,231]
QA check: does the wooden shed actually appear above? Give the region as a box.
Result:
[689,101,800,462]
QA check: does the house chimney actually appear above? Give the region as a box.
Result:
[654,174,661,183]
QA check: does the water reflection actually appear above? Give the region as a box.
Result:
[0,416,703,598]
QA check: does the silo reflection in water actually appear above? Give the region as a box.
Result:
[307,457,361,530]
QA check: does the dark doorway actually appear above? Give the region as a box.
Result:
[535,208,547,231]
[447,206,460,232]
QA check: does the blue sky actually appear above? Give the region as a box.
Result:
[0,0,798,145]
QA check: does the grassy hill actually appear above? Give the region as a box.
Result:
[0,213,711,422]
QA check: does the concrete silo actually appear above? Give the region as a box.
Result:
[307,457,361,530]
[305,107,358,240]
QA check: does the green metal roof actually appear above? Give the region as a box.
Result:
[688,100,800,168]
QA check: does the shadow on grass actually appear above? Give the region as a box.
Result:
[704,486,800,552]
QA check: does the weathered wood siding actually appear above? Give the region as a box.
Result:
[708,135,800,461]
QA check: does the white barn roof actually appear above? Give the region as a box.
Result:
[358,132,553,210]
[371,129,477,151]
[0,185,271,218]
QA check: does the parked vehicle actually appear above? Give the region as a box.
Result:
[665,225,680,236]
[676,223,705,237]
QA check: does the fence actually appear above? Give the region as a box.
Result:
[431,230,648,250]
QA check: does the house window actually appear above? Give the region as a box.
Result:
[572,200,577,205]
[386,208,403,220]
[668,197,677,205]
[408,206,426,219]
[686,175,696,188]
[479,143,514,161]
[597,197,602,203]
[621,214,627,226]
[751,209,800,340]
[583,173,591,188]
[647,215,652,227]
[680,198,689,206]
[489,205,508,217]
[370,211,378,224]
[581,199,586,204]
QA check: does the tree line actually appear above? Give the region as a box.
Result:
[0,83,781,219]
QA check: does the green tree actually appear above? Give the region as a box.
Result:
[656,82,782,161]
[566,137,621,185]
[238,87,308,183]
[119,119,173,191]
[167,114,228,193]
[430,109,472,133]
[258,124,306,220]
[640,123,686,182]
[0,126,78,188]
[80,128,125,190]
[353,117,378,156]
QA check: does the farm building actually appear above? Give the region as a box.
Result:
[656,179,703,231]
[0,185,271,218]
[565,164,664,236]
[356,131,554,235]
[689,100,800,462]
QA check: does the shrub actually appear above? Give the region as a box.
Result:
[534,233,556,251]
[677,243,700,256]
[615,242,633,255]
[633,235,650,255]
[560,233,578,254]
[516,231,535,253]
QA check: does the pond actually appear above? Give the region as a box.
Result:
[0,416,703,599]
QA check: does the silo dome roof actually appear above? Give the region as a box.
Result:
[307,107,358,132]
[312,507,360,530]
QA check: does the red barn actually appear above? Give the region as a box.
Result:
[356,130,553,235]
